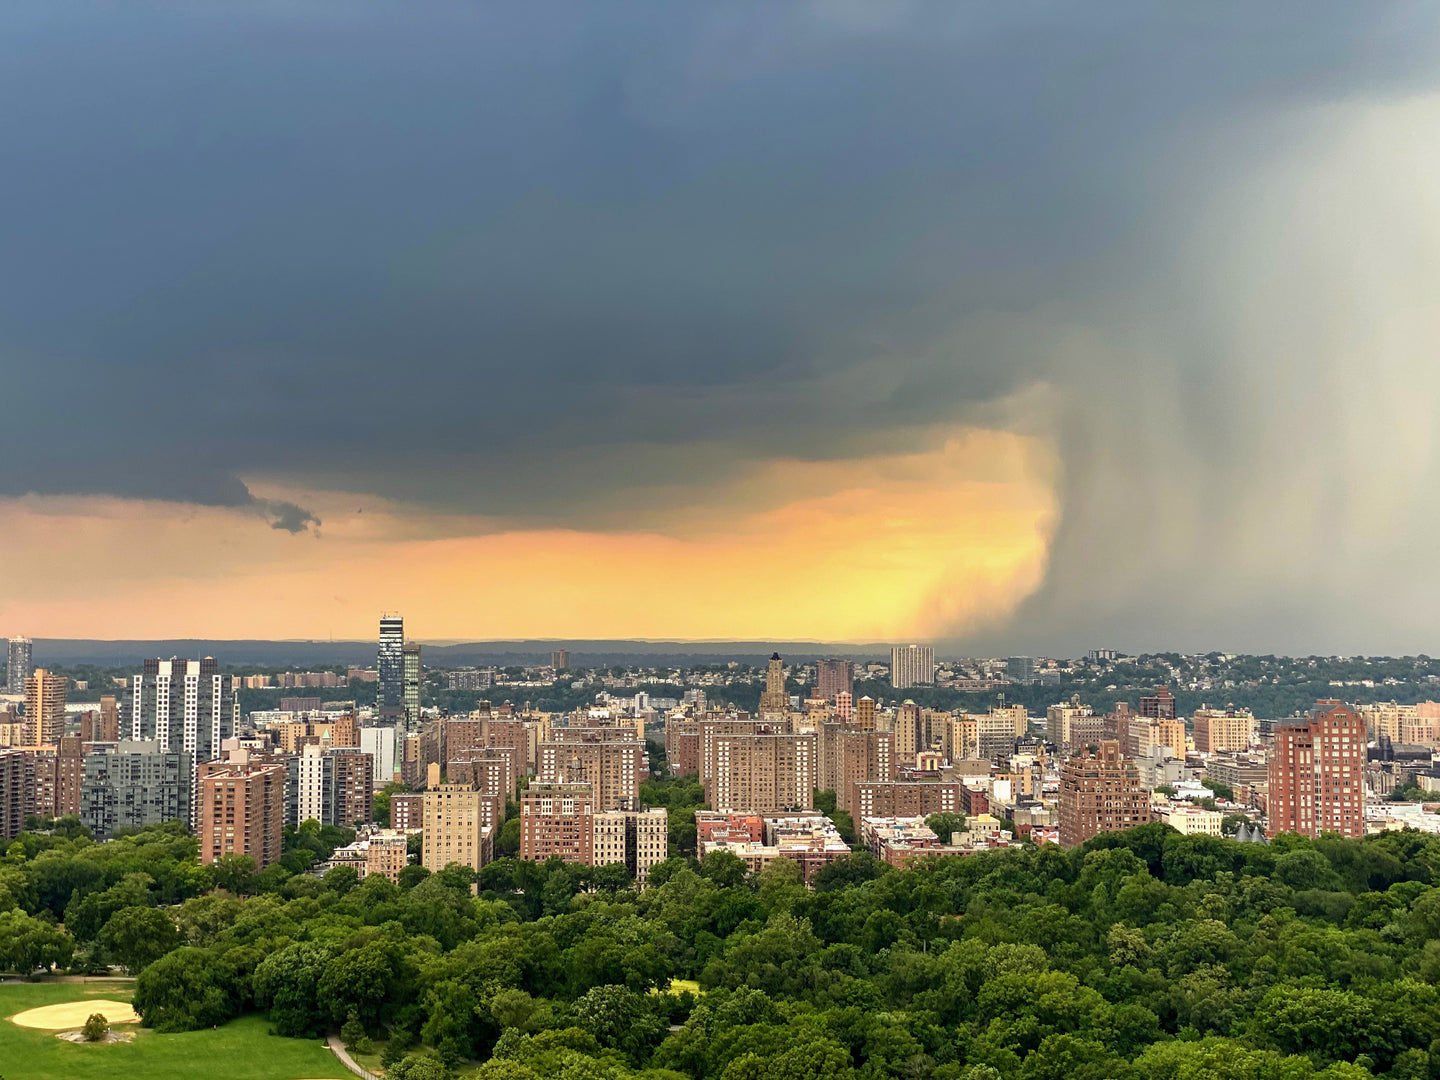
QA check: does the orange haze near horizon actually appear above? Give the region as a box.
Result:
[0,429,1057,644]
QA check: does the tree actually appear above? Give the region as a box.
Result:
[81,1014,108,1041]
[99,906,180,974]
[701,851,749,889]
[387,1054,452,1080]
[813,851,887,893]
[925,812,966,842]
[0,909,74,975]
[495,817,521,857]
[253,940,339,1037]
[572,984,665,1064]
[133,947,241,1032]
[209,853,257,895]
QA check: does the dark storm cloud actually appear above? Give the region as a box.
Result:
[3,2,1440,649]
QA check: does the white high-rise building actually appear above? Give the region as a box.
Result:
[890,644,935,690]
[361,725,399,789]
[125,657,237,825]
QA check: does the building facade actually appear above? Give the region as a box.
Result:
[891,645,936,689]
[24,669,67,747]
[7,637,32,694]
[402,642,423,731]
[377,614,405,720]
[816,659,854,703]
[519,781,595,865]
[0,748,33,840]
[422,783,495,873]
[198,763,286,867]
[1193,707,1256,754]
[702,731,815,813]
[759,653,789,715]
[126,657,237,822]
[592,807,668,884]
[81,741,192,839]
[537,735,640,811]
[1058,741,1152,847]
[1268,700,1365,838]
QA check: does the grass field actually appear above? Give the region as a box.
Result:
[0,982,350,1080]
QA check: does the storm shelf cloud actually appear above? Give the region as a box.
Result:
[2,2,1440,652]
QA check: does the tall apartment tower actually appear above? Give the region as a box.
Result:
[894,701,922,762]
[759,653,789,715]
[1046,696,1092,753]
[520,781,595,865]
[31,735,84,818]
[0,748,34,840]
[402,641,423,731]
[198,762,286,868]
[98,694,120,742]
[377,614,405,719]
[24,668,67,746]
[1268,700,1365,838]
[7,637,33,693]
[1058,740,1152,847]
[593,807,669,884]
[551,649,570,670]
[891,645,935,689]
[422,784,495,873]
[286,744,373,828]
[702,731,815,813]
[816,659,854,703]
[537,736,641,811]
[854,695,877,731]
[126,658,237,821]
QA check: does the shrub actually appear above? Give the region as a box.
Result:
[81,1014,108,1041]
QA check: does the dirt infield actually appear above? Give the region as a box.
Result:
[10,1000,139,1029]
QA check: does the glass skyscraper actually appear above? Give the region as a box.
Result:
[377,615,405,718]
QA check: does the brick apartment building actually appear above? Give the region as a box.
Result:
[199,762,286,868]
[1058,740,1151,847]
[1268,700,1365,838]
[519,782,594,865]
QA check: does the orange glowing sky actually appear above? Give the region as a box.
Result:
[0,427,1057,643]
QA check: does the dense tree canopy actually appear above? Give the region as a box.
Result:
[11,802,1440,1078]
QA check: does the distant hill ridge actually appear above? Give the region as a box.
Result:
[26,638,896,667]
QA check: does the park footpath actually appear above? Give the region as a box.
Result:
[327,1032,381,1080]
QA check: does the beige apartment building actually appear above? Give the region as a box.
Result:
[703,731,815,813]
[422,783,495,873]
[592,807,668,883]
[25,669,67,747]
[538,735,642,810]
[1127,715,1186,759]
[1193,706,1256,753]
[365,830,410,883]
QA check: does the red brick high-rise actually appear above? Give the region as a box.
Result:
[1268,700,1365,838]
[519,781,594,865]
[1058,741,1151,847]
[199,763,286,868]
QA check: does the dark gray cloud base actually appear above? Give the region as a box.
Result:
[2,2,1440,650]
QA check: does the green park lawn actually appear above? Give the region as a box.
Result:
[0,982,350,1080]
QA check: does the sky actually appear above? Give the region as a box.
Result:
[4,2,1440,654]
